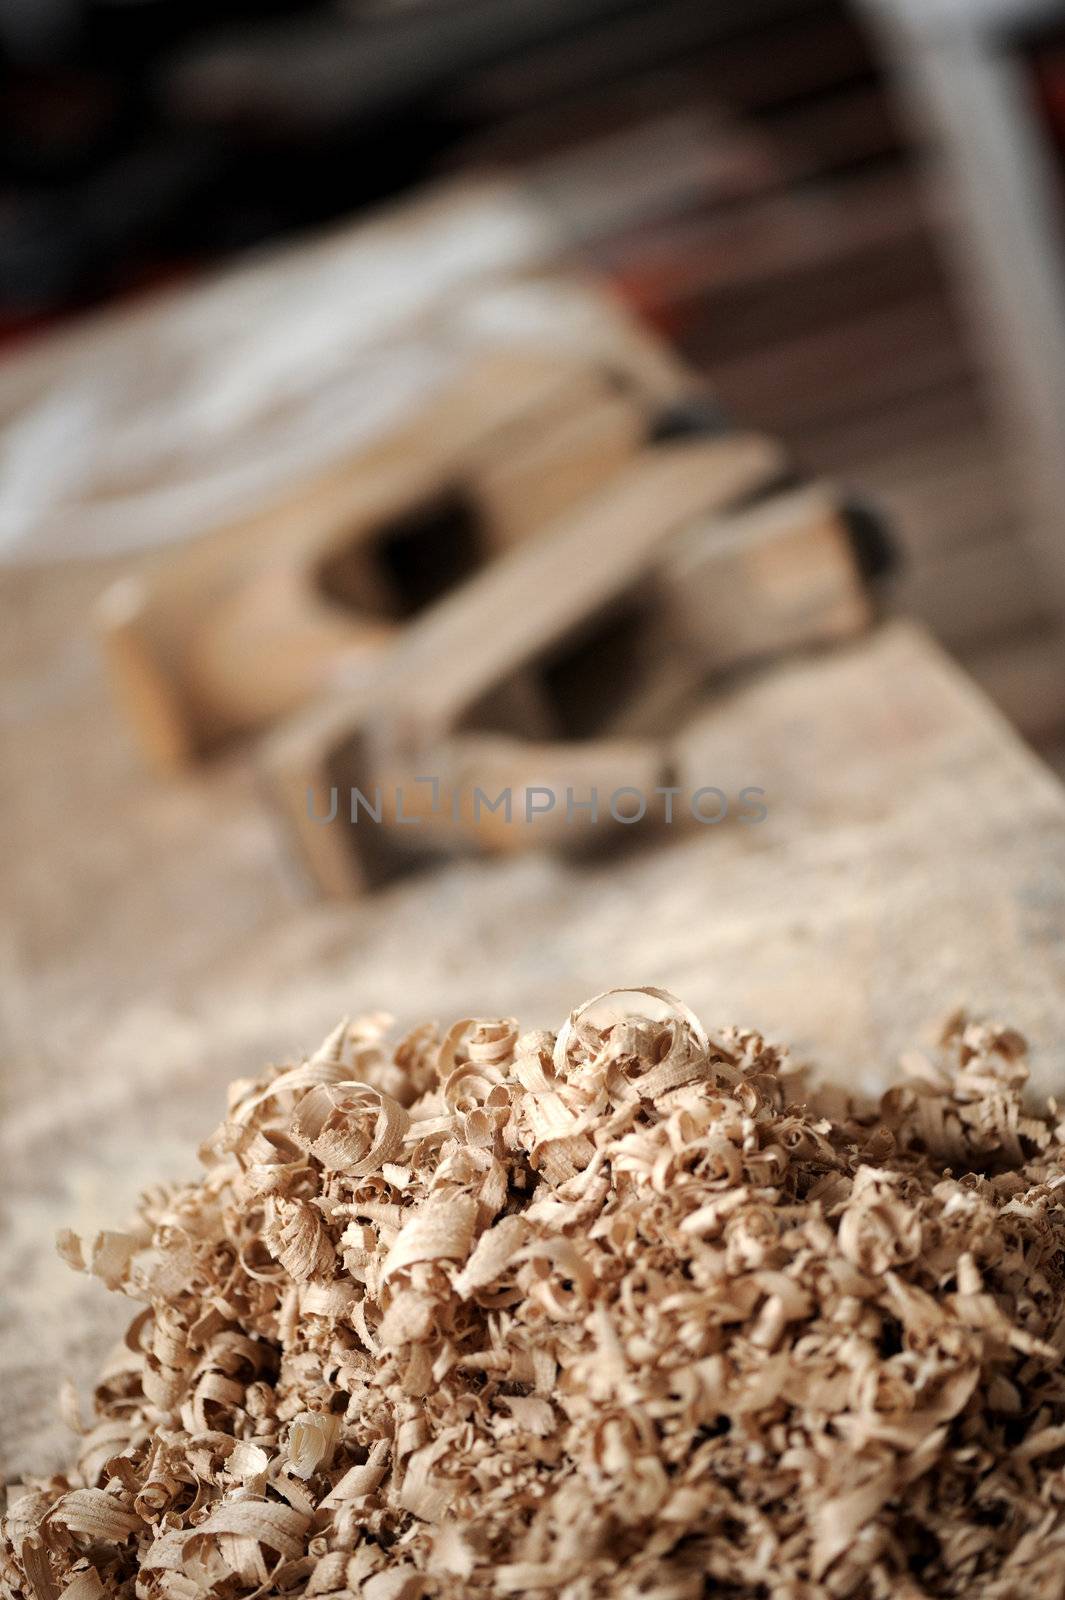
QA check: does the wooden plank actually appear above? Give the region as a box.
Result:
[687,295,972,433]
[672,234,947,364]
[791,378,994,473]
[965,622,1065,743]
[467,2,872,119]
[590,168,927,312]
[887,533,1048,650]
[7,601,1065,1481]
[856,436,1019,558]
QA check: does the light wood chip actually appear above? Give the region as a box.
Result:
[6,994,1065,1597]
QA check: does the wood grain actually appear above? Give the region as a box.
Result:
[5,554,1065,1479]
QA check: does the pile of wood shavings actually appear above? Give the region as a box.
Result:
[6,988,1065,1600]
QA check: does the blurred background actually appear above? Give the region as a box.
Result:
[3,0,1065,754]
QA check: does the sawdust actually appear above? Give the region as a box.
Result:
[5,988,1065,1598]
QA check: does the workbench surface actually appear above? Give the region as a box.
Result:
[4,556,1065,1477]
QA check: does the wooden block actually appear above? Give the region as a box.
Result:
[360,434,785,750]
[474,384,646,548]
[263,433,785,894]
[373,733,670,856]
[97,576,196,772]
[95,347,660,771]
[663,482,875,669]
[589,482,877,740]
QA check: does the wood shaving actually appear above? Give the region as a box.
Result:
[6,990,1065,1598]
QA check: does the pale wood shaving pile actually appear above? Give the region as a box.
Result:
[6,988,1065,1600]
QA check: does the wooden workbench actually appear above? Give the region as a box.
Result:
[4,555,1065,1481]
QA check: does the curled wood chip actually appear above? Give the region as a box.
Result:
[285,1415,339,1482]
[87,1233,136,1291]
[57,1568,105,1600]
[381,1193,477,1280]
[7,995,1065,1598]
[54,1233,84,1276]
[47,1491,142,1541]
